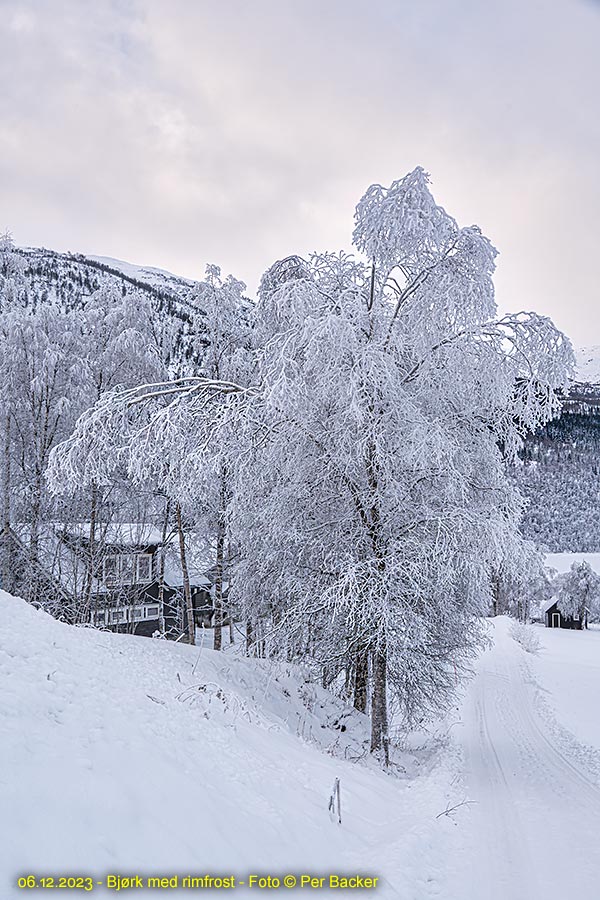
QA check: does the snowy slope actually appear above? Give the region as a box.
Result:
[575,346,600,384]
[87,255,196,293]
[0,592,461,898]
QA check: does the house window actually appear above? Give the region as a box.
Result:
[95,606,158,626]
[121,554,135,584]
[103,555,119,586]
[102,552,152,586]
[137,554,152,583]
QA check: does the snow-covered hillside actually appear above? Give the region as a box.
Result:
[3,597,600,898]
[0,592,461,898]
[575,346,600,384]
[16,242,600,391]
[545,551,600,574]
[87,255,196,294]
[17,246,195,309]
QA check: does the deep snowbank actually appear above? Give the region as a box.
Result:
[0,592,461,897]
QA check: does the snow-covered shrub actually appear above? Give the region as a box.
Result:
[509,619,542,654]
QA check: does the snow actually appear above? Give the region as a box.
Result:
[88,255,195,291]
[575,345,600,384]
[530,623,600,758]
[449,616,600,900]
[539,593,557,614]
[0,591,461,898]
[62,522,168,547]
[4,597,600,898]
[545,551,600,574]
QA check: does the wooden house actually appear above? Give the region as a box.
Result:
[541,596,587,630]
[0,523,222,639]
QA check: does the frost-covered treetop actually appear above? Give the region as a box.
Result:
[353,166,499,329]
[353,167,458,271]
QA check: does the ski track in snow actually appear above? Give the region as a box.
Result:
[451,618,600,900]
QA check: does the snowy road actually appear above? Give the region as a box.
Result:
[453,619,600,900]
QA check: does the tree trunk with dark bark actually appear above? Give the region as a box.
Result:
[176,502,195,645]
[82,482,98,625]
[157,496,171,636]
[370,642,389,766]
[353,646,369,714]
[212,470,227,651]
[2,413,11,595]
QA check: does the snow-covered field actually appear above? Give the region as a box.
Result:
[449,618,600,900]
[2,596,600,899]
[545,551,600,574]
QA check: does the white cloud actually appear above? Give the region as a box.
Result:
[1,0,599,343]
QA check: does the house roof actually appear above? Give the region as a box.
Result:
[8,523,218,597]
[540,595,558,615]
[62,522,165,548]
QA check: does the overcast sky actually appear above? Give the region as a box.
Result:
[1,0,599,344]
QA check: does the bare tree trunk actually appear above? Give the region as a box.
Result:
[82,482,98,625]
[212,471,227,651]
[370,642,389,766]
[28,466,45,605]
[1,412,11,594]
[254,619,265,658]
[29,472,42,558]
[157,496,171,636]
[213,526,225,651]
[28,393,54,600]
[353,647,369,713]
[491,573,499,616]
[246,618,253,656]
[175,502,195,645]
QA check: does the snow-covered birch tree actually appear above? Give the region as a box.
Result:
[47,266,251,644]
[0,301,87,576]
[229,169,572,758]
[556,560,600,625]
[46,168,574,760]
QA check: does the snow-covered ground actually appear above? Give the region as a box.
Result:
[449,617,600,900]
[0,592,461,898]
[575,345,600,384]
[546,551,600,574]
[527,622,600,774]
[3,597,600,899]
